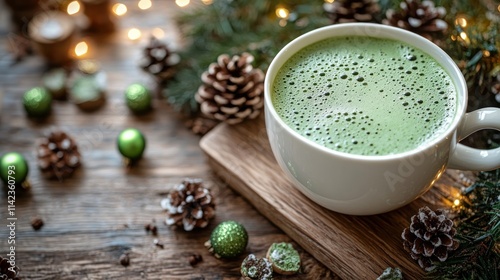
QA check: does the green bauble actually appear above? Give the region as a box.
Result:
[125,83,151,114]
[210,220,248,258]
[0,152,29,186]
[23,87,52,117]
[117,128,146,160]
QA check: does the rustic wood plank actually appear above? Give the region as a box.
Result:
[200,115,469,280]
[0,1,338,279]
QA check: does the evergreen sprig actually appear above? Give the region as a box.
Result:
[428,170,500,279]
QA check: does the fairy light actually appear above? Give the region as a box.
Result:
[128,28,142,41]
[453,199,460,207]
[483,50,491,57]
[497,4,500,13]
[74,41,88,57]
[67,1,81,15]
[112,3,127,16]
[176,0,190,7]
[276,7,290,19]
[450,34,457,41]
[455,17,467,28]
[152,27,165,39]
[459,31,468,41]
[201,0,213,4]
[138,0,152,10]
[324,0,335,3]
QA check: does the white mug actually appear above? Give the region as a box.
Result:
[264,23,500,215]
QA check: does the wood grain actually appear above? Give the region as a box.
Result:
[200,115,470,280]
[0,1,337,279]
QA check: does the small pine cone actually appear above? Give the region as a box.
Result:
[383,0,448,40]
[195,53,264,125]
[37,130,81,179]
[139,36,179,82]
[323,0,380,24]
[402,206,459,271]
[241,254,273,280]
[161,178,215,231]
[0,255,21,280]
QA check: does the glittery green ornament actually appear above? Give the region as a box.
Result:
[207,220,248,258]
[0,152,29,188]
[23,87,52,118]
[125,83,152,114]
[117,128,146,164]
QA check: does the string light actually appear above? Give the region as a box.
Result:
[459,31,468,41]
[138,0,152,10]
[128,28,142,41]
[455,17,467,28]
[112,3,127,16]
[483,50,491,57]
[67,1,81,15]
[176,0,190,7]
[152,27,165,39]
[201,0,213,4]
[453,199,460,207]
[74,41,88,57]
[324,0,335,3]
[276,7,290,19]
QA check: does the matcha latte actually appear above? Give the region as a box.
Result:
[271,36,457,156]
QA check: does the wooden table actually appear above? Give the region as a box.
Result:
[0,1,338,279]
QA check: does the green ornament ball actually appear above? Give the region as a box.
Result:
[210,220,248,258]
[125,83,151,114]
[23,87,52,118]
[0,152,29,186]
[117,128,146,160]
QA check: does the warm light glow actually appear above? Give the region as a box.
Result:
[112,3,127,16]
[450,34,456,41]
[276,7,290,19]
[483,50,491,57]
[152,27,165,39]
[128,28,142,40]
[460,31,468,41]
[176,0,190,7]
[201,0,213,4]
[74,41,88,57]
[453,199,460,207]
[455,17,467,28]
[138,0,152,10]
[67,1,81,15]
[324,0,335,3]
[279,19,287,27]
[498,4,500,13]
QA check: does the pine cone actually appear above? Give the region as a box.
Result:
[195,53,264,125]
[241,254,273,280]
[161,178,215,231]
[383,0,448,40]
[0,255,20,280]
[36,130,81,179]
[323,0,380,23]
[139,36,179,82]
[402,206,459,271]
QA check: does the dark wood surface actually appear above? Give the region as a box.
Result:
[0,1,337,279]
[201,116,471,280]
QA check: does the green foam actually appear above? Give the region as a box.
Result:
[272,36,457,156]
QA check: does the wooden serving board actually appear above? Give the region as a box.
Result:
[200,115,466,280]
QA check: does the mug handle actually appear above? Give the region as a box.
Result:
[448,107,500,171]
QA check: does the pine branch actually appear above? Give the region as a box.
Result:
[428,170,500,279]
